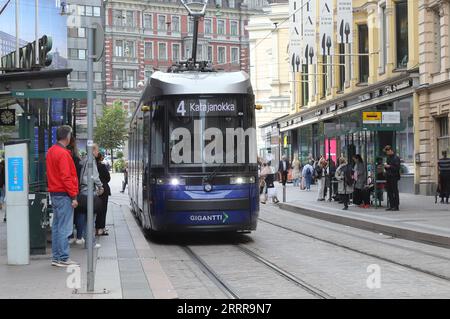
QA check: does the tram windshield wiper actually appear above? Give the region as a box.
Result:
[204,162,226,183]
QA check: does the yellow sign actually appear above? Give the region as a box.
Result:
[284,136,288,147]
[362,111,382,124]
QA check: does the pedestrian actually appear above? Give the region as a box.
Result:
[302,160,314,191]
[259,162,272,204]
[120,162,128,193]
[352,154,369,208]
[316,158,327,201]
[46,125,79,267]
[291,156,301,187]
[438,151,450,204]
[0,158,5,222]
[335,157,354,210]
[77,144,104,247]
[96,151,111,236]
[67,136,81,245]
[265,168,280,204]
[278,155,289,186]
[383,145,401,211]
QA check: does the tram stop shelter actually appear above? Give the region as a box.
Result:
[0,68,92,254]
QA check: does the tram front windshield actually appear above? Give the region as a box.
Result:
[168,95,256,174]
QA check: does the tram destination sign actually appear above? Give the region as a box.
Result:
[175,98,237,117]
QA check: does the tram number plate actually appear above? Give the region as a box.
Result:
[176,98,237,117]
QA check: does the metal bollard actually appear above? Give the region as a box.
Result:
[283,185,286,202]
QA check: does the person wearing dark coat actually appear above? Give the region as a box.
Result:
[95,152,111,236]
[278,155,290,186]
[383,145,401,211]
[438,151,450,203]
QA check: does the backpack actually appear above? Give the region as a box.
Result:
[305,166,312,179]
[344,164,354,187]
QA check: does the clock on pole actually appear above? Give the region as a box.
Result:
[0,109,16,126]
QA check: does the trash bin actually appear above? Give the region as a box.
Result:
[29,192,48,255]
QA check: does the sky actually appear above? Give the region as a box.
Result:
[0,0,67,57]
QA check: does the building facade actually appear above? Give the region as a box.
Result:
[417,0,450,195]
[103,0,261,116]
[269,0,420,193]
[66,0,105,145]
[247,1,290,162]
[0,31,27,58]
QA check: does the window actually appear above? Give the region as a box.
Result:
[85,6,93,16]
[229,0,236,8]
[93,7,100,17]
[379,4,387,73]
[126,11,134,27]
[207,46,213,62]
[68,27,85,38]
[218,46,226,64]
[158,15,167,31]
[395,0,408,68]
[231,47,239,64]
[144,14,153,29]
[78,71,87,81]
[433,9,441,73]
[77,5,85,16]
[113,69,137,89]
[144,42,153,59]
[94,72,102,82]
[171,16,180,32]
[230,21,238,36]
[68,49,86,60]
[216,0,223,7]
[124,41,135,58]
[158,43,167,60]
[217,20,225,35]
[113,10,123,26]
[172,43,180,61]
[438,117,450,162]
[188,18,194,34]
[204,19,212,34]
[358,24,369,83]
[115,40,123,57]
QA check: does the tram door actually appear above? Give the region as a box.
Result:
[143,111,151,222]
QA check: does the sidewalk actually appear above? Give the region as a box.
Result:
[274,182,450,248]
[0,174,177,299]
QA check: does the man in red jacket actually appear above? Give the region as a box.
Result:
[46,125,79,267]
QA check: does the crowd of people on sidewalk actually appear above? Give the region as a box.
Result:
[46,125,112,268]
[258,145,407,211]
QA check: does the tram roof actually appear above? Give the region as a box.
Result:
[139,70,252,104]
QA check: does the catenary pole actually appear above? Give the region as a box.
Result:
[86,26,95,292]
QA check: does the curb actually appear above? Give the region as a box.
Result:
[278,202,450,248]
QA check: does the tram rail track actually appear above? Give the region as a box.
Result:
[181,246,241,299]
[259,217,450,283]
[235,245,333,299]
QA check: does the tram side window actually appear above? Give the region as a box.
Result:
[151,105,164,166]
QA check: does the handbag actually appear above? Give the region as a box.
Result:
[76,160,103,214]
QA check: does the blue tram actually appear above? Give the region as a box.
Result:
[128,69,259,235]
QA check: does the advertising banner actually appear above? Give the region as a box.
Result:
[337,0,353,44]
[319,0,334,57]
[302,0,317,65]
[289,0,303,71]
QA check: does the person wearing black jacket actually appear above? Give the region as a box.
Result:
[278,155,290,186]
[383,145,401,211]
[95,152,111,236]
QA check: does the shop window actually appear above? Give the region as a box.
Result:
[395,0,409,68]
[358,24,369,83]
[438,117,450,158]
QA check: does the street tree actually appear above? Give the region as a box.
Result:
[94,104,128,167]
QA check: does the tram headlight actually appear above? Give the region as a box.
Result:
[156,177,185,185]
[171,178,180,186]
[230,177,256,184]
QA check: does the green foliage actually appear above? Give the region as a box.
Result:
[116,151,124,159]
[113,158,126,173]
[94,105,128,152]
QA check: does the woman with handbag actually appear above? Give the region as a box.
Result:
[75,144,104,247]
[259,162,271,204]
